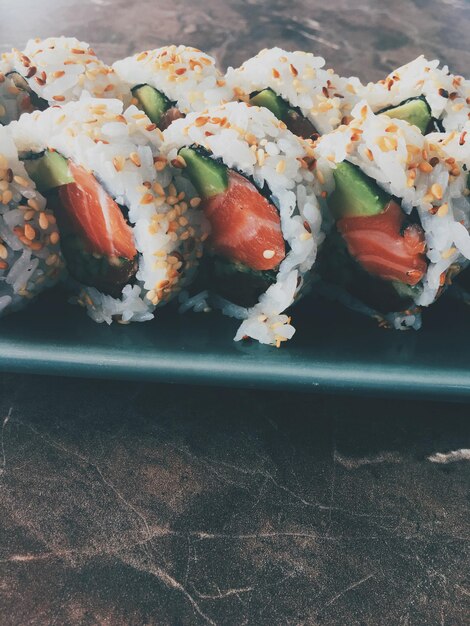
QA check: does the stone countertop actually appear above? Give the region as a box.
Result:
[1,375,469,625]
[0,1,470,624]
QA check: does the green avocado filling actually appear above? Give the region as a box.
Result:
[379,96,433,135]
[328,161,391,219]
[249,88,318,139]
[131,84,172,126]
[23,150,74,193]
[178,147,228,198]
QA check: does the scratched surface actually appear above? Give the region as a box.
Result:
[0,0,470,624]
[0,376,469,625]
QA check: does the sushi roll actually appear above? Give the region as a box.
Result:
[113,45,231,131]
[225,47,362,138]
[314,102,470,328]
[0,37,126,124]
[0,124,63,316]
[361,56,470,134]
[161,101,323,346]
[10,98,205,323]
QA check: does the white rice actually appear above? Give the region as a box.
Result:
[113,45,231,115]
[0,37,127,123]
[10,97,205,323]
[225,47,363,135]
[161,101,323,346]
[315,101,470,311]
[0,125,63,316]
[360,55,470,132]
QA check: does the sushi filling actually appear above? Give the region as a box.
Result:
[325,161,428,313]
[378,96,442,134]
[23,150,138,297]
[131,84,184,131]
[249,88,319,139]
[178,145,286,307]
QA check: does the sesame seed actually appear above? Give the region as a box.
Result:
[263,249,275,259]
[52,95,65,102]
[190,197,201,208]
[437,203,449,217]
[0,260,8,270]
[27,198,41,210]
[419,162,434,173]
[13,175,30,187]
[141,193,154,205]
[442,247,457,259]
[49,231,60,245]
[129,152,141,167]
[0,244,7,260]
[23,223,36,241]
[431,183,443,200]
[113,156,124,172]
[39,212,49,230]
[272,68,280,79]
[377,135,398,152]
[2,190,13,204]
[153,182,165,196]
[276,160,286,174]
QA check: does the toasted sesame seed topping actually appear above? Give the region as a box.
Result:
[263,249,275,259]
[431,183,443,200]
[24,224,36,240]
[129,152,141,167]
[49,231,60,245]
[419,162,434,173]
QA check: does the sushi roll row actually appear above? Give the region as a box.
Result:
[0,36,468,346]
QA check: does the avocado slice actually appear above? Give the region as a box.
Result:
[380,97,431,135]
[249,88,289,120]
[178,147,228,199]
[131,84,171,125]
[328,161,391,218]
[23,150,74,193]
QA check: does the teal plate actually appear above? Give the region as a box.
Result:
[0,287,469,400]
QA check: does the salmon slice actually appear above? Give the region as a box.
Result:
[58,161,137,260]
[203,171,285,271]
[338,200,427,285]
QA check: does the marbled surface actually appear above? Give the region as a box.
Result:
[1,375,470,625]
[0,1,470,624]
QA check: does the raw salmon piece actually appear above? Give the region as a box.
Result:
[58,161,137,260]
[337,200,427,285]
[203,171,285,271]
